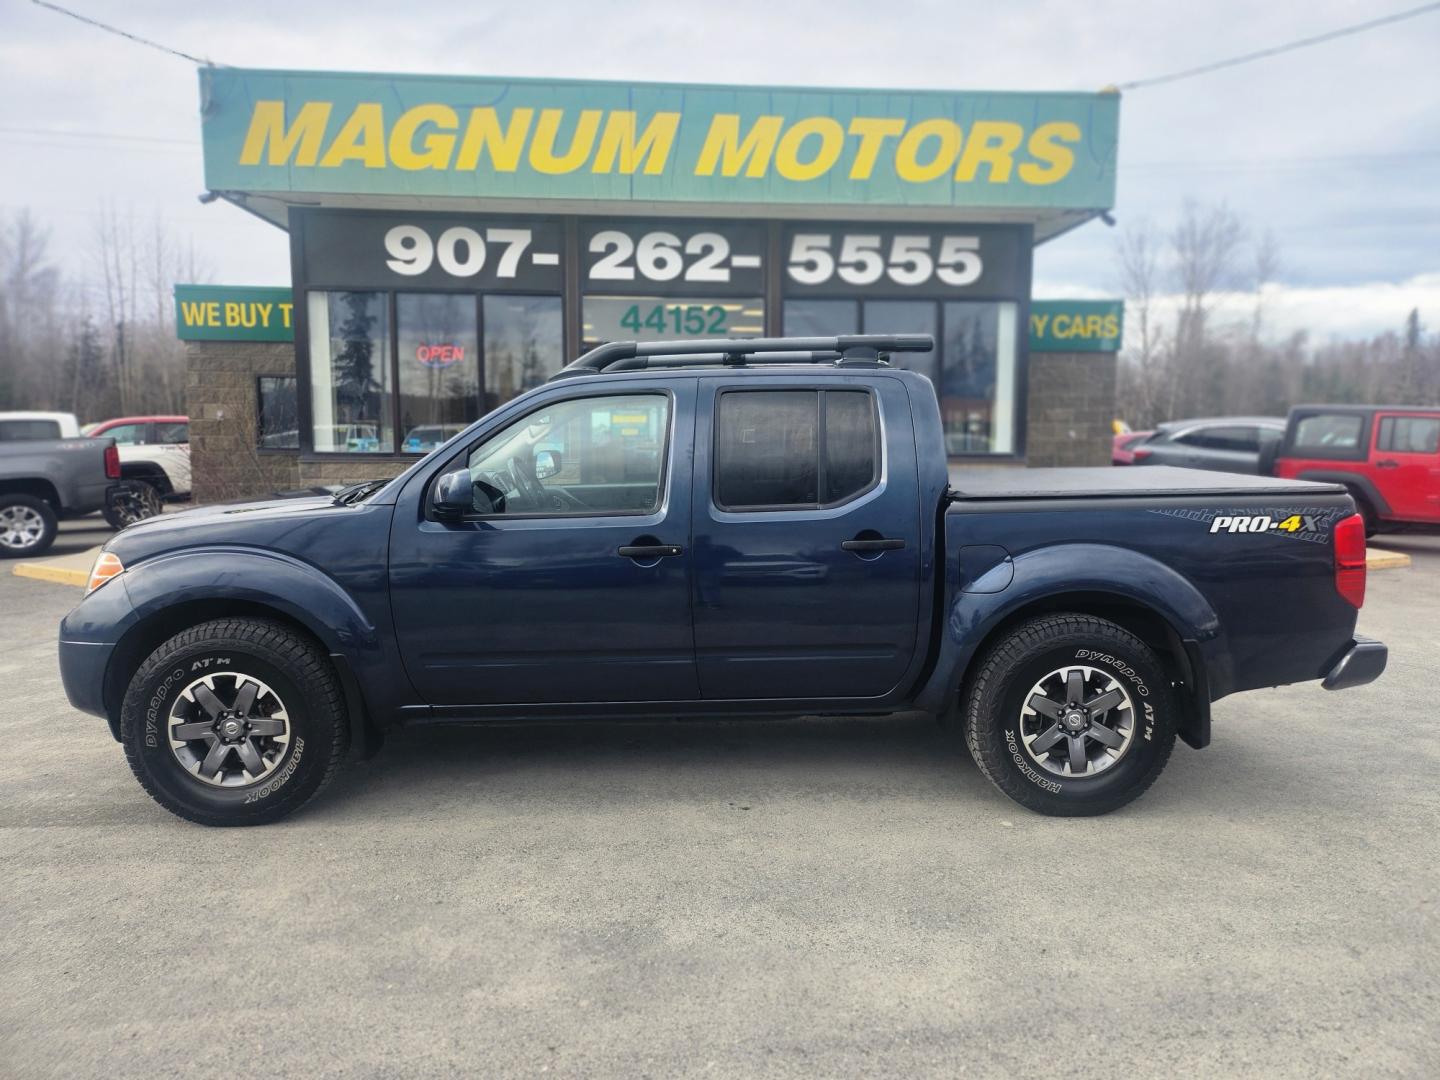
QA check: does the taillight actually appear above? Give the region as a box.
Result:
[103,444,120,479]
[1333,512,1366,608]
[1132,446,1153,461]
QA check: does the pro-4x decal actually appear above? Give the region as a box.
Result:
[1148,506,1343,544]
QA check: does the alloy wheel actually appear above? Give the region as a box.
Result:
[167,672,291,787]
[1018,665,1136,778]
[0,505,46,551]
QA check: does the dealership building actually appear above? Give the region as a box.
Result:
[178,67,1123,501]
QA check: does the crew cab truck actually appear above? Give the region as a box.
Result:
[58,336,1387,826]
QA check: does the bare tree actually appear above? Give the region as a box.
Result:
[1114,219,1167,425]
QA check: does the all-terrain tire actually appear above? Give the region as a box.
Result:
[0,493,59,558]
[104,480,163,530]
[962,614,1177,817]
[120,618,348,826]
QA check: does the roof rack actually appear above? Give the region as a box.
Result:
[549,334,935,381]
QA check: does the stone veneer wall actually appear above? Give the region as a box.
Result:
[186,340,301,504]
[1023,351,1117,467]
[296,456,410,491]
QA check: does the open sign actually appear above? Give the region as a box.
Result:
[415,343,466,367]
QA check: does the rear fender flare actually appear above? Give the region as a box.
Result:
[915,542,1226,715]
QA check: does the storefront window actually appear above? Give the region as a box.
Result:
[783,299,859,337]
[583,296,764,347]
[940,302,1017,455]
[482,295,564,411]
[397,293,479,453]
[257,376,299,449]
[863,300,940,384]
[308,291,393,453]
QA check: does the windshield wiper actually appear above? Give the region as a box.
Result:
[333,478,390,505]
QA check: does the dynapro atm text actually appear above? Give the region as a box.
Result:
[1209,514,1322,534]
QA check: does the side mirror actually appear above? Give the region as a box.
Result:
[433,468,474,518]
[534,448,562,480]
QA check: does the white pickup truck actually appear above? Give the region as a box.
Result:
[83,415,191,527]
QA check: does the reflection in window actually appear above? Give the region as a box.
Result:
[466,394,669,516]
[483,295,563,411]
[1294,414,1363,453]
[716,391,819,509]
[940,301,1017,455]
[824,391,878,503]
[714,389,879,510]
[308,291,393,453]
[257,377,298,448]
[864,300,939,384]
[783,299,859,337]
[398,293,478,453]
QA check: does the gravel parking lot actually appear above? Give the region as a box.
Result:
[3,523,1437,1078]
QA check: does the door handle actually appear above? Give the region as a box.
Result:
[841,537,906,553]
[617,543,683,559]
[1376,459,1399,469]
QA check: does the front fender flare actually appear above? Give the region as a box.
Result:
[98,547,402,743]
[118,547,380,657]
[915,542,1226,715]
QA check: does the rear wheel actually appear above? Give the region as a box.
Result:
[120,618,348,826]
[962,614,1177,816]
[0,494,58,558]
[104,480,163,530]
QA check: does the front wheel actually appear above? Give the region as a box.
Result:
[962,614,1177,816]
[120,618,348,826]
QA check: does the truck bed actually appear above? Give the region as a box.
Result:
[948,465,1345,501]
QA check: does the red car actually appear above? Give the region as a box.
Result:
[1273,405,1440,533]
[1112,429,1154,465]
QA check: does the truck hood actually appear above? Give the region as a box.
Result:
[105,493,380,563]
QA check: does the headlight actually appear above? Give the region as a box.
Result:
[86,551,125,594]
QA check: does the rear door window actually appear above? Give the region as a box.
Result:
[715,389,879,511]
[1376,415,1440,455]
[152,422,189,444]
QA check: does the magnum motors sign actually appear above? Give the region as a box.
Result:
[200,68,1118,211]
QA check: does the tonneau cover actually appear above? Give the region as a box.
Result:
[948,466,1346,501]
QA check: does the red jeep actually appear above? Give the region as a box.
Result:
[1273,405,1440,534]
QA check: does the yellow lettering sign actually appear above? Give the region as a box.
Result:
[234,101,1086,189]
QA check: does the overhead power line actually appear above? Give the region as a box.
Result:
[30,0,219,66]
[0,126,198,146]
[1117,1,1440,90]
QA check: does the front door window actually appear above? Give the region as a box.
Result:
[465,394,670,517]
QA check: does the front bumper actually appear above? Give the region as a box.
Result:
[59,637,116,722]
[1322,636,1388,691]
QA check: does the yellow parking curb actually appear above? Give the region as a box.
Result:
[11,544,102,588]
[1366,548,1411,571]
[12,560,92,587]
[12,562,90,587]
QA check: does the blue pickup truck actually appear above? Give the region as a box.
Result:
[59,335,1386,825]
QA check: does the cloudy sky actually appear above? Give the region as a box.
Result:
[2,0,1437,341]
